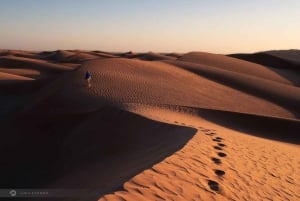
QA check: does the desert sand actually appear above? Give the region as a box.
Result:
[0,49,299,201]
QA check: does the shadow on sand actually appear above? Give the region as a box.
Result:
[0,106,196,200]
[198,108,300,145]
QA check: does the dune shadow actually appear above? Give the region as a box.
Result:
[164,60,300,117]
[228,53,300,86]
[0,106,196,200]
[197,108,300,145]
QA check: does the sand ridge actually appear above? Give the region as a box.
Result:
[60,57,294,118]
[0,50,299,201]
[178,51,292,84]
[99,105,300,201]
[165,59,300,116]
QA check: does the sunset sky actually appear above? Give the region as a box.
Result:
[1,0,299,54]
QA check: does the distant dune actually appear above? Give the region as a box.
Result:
[228,52,300,70]
[40,50,101,63]
[0,50,299,201]
[134,52,177,61]
[228,52,300,86]
[264,49,300,64]
[178,51,293,84]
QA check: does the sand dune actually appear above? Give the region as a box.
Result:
[0,71,34,81]
[0,50,299,201]
[90,51,119,59]
[100,105,300,201]
[40,50,101,63]
[115,51,177,60]
[179,51,292,84]
[0,55,73,72]
[40,50,76,61]
[0,106,196,191]
[31,57,294,119]
[0,71,36,92]
[0,67,40,78]
[0,49,38,59]
[134,52,177,61]
[228,52,300,86]
[165,60,300,117]
[228,52,300,71]
[264,49,300,64]
[164,52,184,58]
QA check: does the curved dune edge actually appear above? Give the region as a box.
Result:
[0,71,34,81]
[0,50,299,201]
[228,52,300,86]
[99,104,300,201]
[228,52,300,71]
[165,60,300,115]
[0,68,41,78]
[58,58,294,119]
[264,50,300,64]
[123,103,300,144]
[0,106,196,192]
[0,55,74,72]
[15,57,295,120]
[178,51,292,84]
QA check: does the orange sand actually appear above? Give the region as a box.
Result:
[0,49,299,201]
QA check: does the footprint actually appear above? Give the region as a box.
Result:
[213,139,222,142]
[205,132,215,136]
[216,137,223,140]
[214,146,222,150]
[218,143,226,147]
[208,180,219,191]
[211,157,221,164]
[217,152,227,157]
[214,169,225,177]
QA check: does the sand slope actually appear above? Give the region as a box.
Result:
[30,57,295,119]
[100,105,300,201]
[228,52,300,86]
[228,52,300,71]
[0,50,299,201]
[264,49,300,64]
[0,71,34,81]
[0,55,73,72]
[165,60,300,117]
[178,51,292,84]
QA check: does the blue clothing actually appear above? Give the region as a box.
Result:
[85,71,91,79]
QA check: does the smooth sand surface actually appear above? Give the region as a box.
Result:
[0,50,299,201]
[178,51,294,84]
[228,52,300,86]
[99,105,300,201]
[0,71,34,81]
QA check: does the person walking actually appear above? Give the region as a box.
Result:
[85,70,92,88]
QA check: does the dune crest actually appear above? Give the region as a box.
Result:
[0,50,299,201]
[179,51,293,84]
[99,105,300,201]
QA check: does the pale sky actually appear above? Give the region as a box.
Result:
[0,0,299,54]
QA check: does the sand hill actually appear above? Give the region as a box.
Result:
[0,50,299,201]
